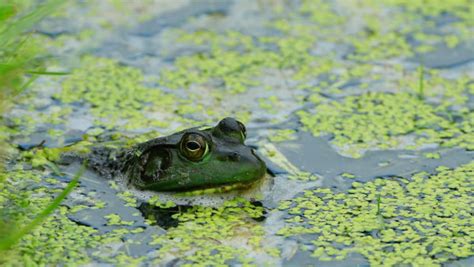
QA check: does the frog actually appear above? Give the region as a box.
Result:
[86,117,267,191]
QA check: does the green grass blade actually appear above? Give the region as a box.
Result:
[26,70,69,75]
[0,0,64,47]
[17,74,38,93]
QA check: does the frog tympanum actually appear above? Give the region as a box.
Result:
[87,118,266,191]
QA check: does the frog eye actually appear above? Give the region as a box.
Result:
[180,133,209,161]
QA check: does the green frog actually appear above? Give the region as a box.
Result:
[87,117,267,191]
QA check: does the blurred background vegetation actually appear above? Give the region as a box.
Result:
[0,0,63,170]
[0,0,65,250]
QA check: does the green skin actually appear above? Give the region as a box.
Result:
[89,118,266,191]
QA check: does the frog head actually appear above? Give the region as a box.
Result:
[123,117,266,191]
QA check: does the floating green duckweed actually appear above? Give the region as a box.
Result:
[298,91,473,157]
[20,140,92,170]
[150,197,268,266]
[278,161,474,266]
[348,30,412,61]
[148,196,176,209]
[160,33,278,93]
[347,0,473,61]
[104,213,134,226]
[57,56,176,130]
[341,172,356,179]
[424,152,441,159]
[381,0,473,18]
[0,168,101,265]
[267,129,297,143]
[117,191,138,207]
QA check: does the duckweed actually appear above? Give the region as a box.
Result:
[150,197,268,266]
[278,161,474,266]
[298,91,473,157]
[0,168,101,265]
[148,196,176,209]
[159,35,278,93]
[104,213,134,226]
[57,56,176,130]
[424,152,441,159]
[117,191,138,207]
[267,129,297,143]
[341,172,356,179]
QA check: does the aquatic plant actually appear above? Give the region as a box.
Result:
[278,162,474,266]
[57,56,177,130]
[0,0,65,167]
[0,166,105,265]
[0,164,84,250]
[298,90,473,157]
[0,0,64,108]
[0,1,90,264]
[149,197,275,266]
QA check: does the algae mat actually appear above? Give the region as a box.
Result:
[1,0,473,266]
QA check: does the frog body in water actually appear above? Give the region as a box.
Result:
[87,118,266,191]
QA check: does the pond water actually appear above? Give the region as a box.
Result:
[1,0,473,266]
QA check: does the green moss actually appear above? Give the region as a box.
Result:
[278,162,474,266]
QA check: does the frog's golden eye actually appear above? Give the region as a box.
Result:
[180,133,209,161]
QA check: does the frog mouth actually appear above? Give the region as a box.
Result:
[173,176,267,196]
